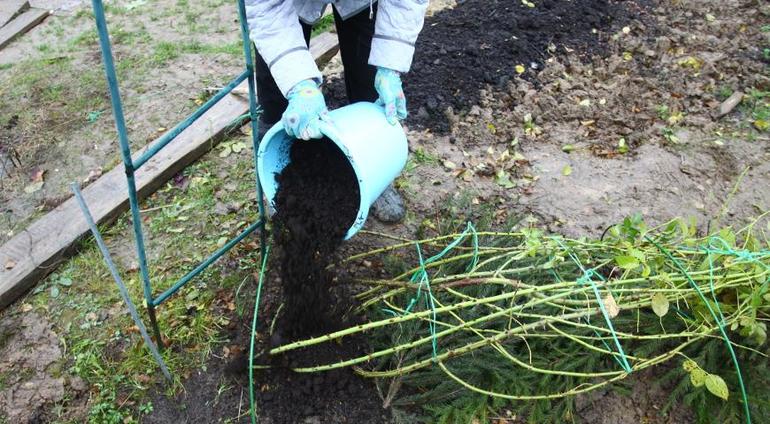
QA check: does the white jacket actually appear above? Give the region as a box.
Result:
[245,0,428,96]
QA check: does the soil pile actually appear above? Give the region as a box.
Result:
[272,137,360,339]
[406,0,646,131]
[254,138,388,423]
[324,0,646,132]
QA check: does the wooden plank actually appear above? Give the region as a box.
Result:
[0,0,29,29]
[0,35,340,308]
[310,31,339,67]
[0,7,48,50]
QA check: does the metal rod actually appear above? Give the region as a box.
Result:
[71,183,173,383]
[132,69,251,169]
[152,219,263,306]
[236,0,268,255]
[91,0,162,346]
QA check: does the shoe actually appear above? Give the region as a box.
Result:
[371,185,405,223]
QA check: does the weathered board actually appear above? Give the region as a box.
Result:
[0,31,339,308]
[0,7,48,50]
[0,0,29,29]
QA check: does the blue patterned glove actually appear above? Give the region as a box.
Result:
[374,67,407,125]
[282,79,330,140]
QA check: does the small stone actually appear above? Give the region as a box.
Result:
[469,105,481,116]
[214,202,229,216]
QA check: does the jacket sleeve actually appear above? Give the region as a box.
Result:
[245,0,322,96]
[368,0,429,73]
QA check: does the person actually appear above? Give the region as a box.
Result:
[245,0,428,223]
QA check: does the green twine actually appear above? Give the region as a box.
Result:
[646,236,751,424]
[704,236,770,291]
[401,222,479,359]
[553,238,633,373]
[249,245,271,424]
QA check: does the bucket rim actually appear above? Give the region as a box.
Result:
[256,121,369,241]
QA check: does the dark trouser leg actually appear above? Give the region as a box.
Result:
[334,5,405,223]
[254,23,313,129]
[333,5,378,103]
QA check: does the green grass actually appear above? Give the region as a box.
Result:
[151,40,242,65]
[16,150,263,422]
[311,14,336,38]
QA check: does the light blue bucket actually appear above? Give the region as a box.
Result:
[257,102,408,240]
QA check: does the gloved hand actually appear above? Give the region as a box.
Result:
[374,67,407,125]
[282,79,330,140]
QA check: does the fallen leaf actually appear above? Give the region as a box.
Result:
[495,169,515,189]
[231,142,248,153]
[678,56,702,70]
[219,145,232,158]
[753,120,768,132]
[651,292,669,317]
[622,26,631,34]
[515,64,525,74]
[668,111,684,125]
[578,99,591,107]
[4,260,15,270]
[603,293,620,318]
[30,168,45,183]
[622,51,633,61]
[442,160,457,170]
[83,167,103,184]
[705,13,715,22]
[24,181,44,194]
[562,165,572,176]
[562,144,574,153]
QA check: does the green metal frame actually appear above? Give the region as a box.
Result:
[88,0,266,348]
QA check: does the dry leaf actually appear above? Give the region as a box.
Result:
[29,168,45,183]
[603,293,620,318]
[651,292,669,317]
[83,167,103,184]
[24,181,44,194]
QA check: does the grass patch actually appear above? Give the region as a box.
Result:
[22,150,263,422]
[151,40,241,65]
[311,14,335,38]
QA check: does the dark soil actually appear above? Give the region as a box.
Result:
[325,0,648,132]
[271,137,360,339]
[146,1,659,422]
